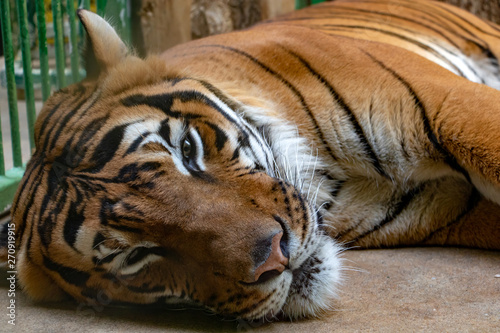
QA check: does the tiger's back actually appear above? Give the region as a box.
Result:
[274,0,500,88]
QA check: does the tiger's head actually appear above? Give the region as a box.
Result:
[10,10,342,321]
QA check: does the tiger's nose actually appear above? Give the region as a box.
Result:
[252,231,289,283]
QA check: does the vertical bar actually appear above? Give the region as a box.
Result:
[295,0,310,9]
[16,0,37,151]
[67,0,80,83]
[97,0,107,17]
[36,0,51,101]
[79,0,91,61]
[118,0,131,45]
[0,0,23,168]
[0,105,5,175]
[52,0,66,88]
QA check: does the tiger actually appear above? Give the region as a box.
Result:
[1,0,500,322]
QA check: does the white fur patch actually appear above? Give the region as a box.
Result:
[238,104,345,319]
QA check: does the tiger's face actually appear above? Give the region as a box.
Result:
[13,10,343,321]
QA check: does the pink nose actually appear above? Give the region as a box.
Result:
[253,232,289,282]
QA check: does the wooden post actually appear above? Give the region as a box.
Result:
[137,0,193,54]
[439,0,500,24]
[137,0,295,55]
[261,0,296,18]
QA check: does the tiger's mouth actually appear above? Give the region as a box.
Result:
[240,229,343,322]
[281,232,343,319]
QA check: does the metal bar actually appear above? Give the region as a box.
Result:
[121,0,131,45]
[0,103,5,175]
[97,0,108,17]
[79,0,91,59]
[16,0,37,151]
[67,0,80,83]
[295,0,310,9]
[0,168,26,213]
[52,0,67,88]
[0,0,23,168]
[36,0,51,101]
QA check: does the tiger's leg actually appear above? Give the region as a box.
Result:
[421,196,500,249]
[416,84,500,249]
[363,45,500,249]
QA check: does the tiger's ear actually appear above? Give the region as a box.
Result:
[77,9,128,80]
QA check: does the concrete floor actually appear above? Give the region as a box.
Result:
[1,247,499,332]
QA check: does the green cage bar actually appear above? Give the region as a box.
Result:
[296,0,309,9]
[108,0,131,45]
[52,0,66,88]
[36,0,51,101]
[0,106,4,176]
[67,0,80,83]
[296,0,325,9]
[16,0,37,150]
[0,0,23,169]
[78,0,91,54]
[97,0,108,17]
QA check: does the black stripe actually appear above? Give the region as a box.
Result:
[122,89,262,166]
[231,290,276,317]
[193,78,244,114]
[122,91,207,120]
[158,119,173,146]
[47,98,89,152]
[200,44,339,163]
[126,246,172,266]
[0,219,10,247]
[431,0,500,38]
[306,9,465,50]
[296,3,499,70]
[43,255,90,287]
[207,123,228,152]
[187,78,274,172]
[123,131,150,156]
[36,101,63,146]
[351,184,426,244]
[96,250,122,264]
[74,115,108,151]
[63,201,85,250]
[111,162,161,183]
[108,224,143,233]
[421,188,480,244]
[11,158,43,245]
[284,47,389,179]
[37,84,87,145]
[330,179,345,198]
[363,51,471,183]
[82,123,128,173]
[127,285,166,294]
[323,24,467,77]
[92,232,105,248]
[122,90,250,143]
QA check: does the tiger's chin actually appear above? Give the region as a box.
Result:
[246,234,343,322]
[281,235,343,320]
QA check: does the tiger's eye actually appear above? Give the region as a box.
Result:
[182,138,192,159]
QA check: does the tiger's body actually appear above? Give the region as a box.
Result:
[2,0,500,322]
